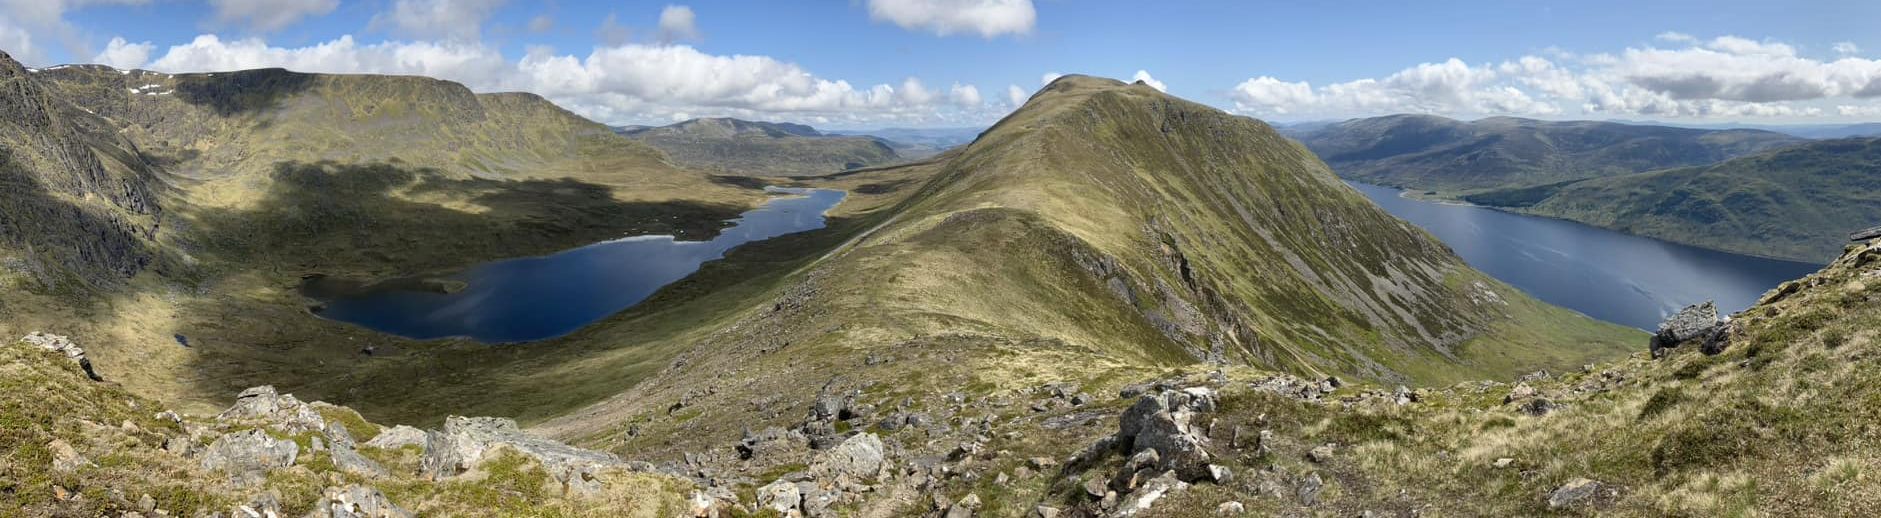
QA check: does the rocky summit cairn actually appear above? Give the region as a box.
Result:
[1649,301,1732,358]
[22,332,101,381]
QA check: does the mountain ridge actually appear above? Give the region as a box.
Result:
[1294,113,1807,193]
[619,117,905,176]
[1465,137,1881,263]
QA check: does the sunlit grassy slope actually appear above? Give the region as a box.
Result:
[4,59,1632,443]
[535,75,1639,457]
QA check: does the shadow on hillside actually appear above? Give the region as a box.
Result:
[173,68,318,117]
[0,148,152,292]
[705,174,774,190]
[154,159,874,425]
[185,160,745,273]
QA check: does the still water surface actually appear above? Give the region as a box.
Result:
[1349,182,1822,330]
[310,188,847,343]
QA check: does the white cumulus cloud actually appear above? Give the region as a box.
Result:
[1131,70,1165,92]
[1007,84,1028,106]
[657,5,699,43]
[949,83,982,106]
[372,0,507,42]
[0,0,147,64]
[1834,41,1861,56]
[91,36,152,68]
[208,0,338,32]
[1229,33,1881,121]
[134,33,1006,127]
[866,0,1035,38]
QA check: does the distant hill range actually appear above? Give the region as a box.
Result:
[1774,122,1881,139]
[825,126,982,159]
[616,118,906,176]
[1291,114,1806,193]
[1465,138,1881,263]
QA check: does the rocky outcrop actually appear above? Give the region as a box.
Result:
[218,385,331,436]
[1650,302,1732,358]
[307,485,413,518]
[0,51,159,283]
[198,429,299,485]
[757,479,801,514]
[362,425,427,450]
[21,332,100,381]
[1116,387,1218,479]
[421,416,626,494]
[811,433,887,481]
[331,442,388,477]
[1113,471,1188,517]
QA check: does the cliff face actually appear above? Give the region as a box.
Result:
[0,52,162,286]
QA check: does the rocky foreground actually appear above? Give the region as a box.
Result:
[9,239,1881,516]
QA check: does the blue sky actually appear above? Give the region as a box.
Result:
[5,0,1879,128]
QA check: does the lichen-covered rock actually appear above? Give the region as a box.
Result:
[1116,387,1216,479]
[757,479,802,514]
[420,416,626,495]
[362,425,427,450]
[198,429,299,486]
[1548,478,1603,509]
[1650,302,1728,358]
[330,443,388,477]
[1113,471,1187,517]
[813,433,886,480]
[307,485,412,518]
[218,386,330,437]
[47,439,89,473]
[1297,472,1324,506]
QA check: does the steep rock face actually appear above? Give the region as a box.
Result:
[1294,114,1805,192]
[0,52,162,285]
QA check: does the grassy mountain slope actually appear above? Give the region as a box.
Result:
[620,117,904,176]
[1465,138,1881,263]
[12,205,1880,517]
[532,75,1637,460]
[19,64,1875,516]
[1297,114,1805,193]
[0,55,773,419]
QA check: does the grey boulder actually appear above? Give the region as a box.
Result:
[198,429,298,486]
